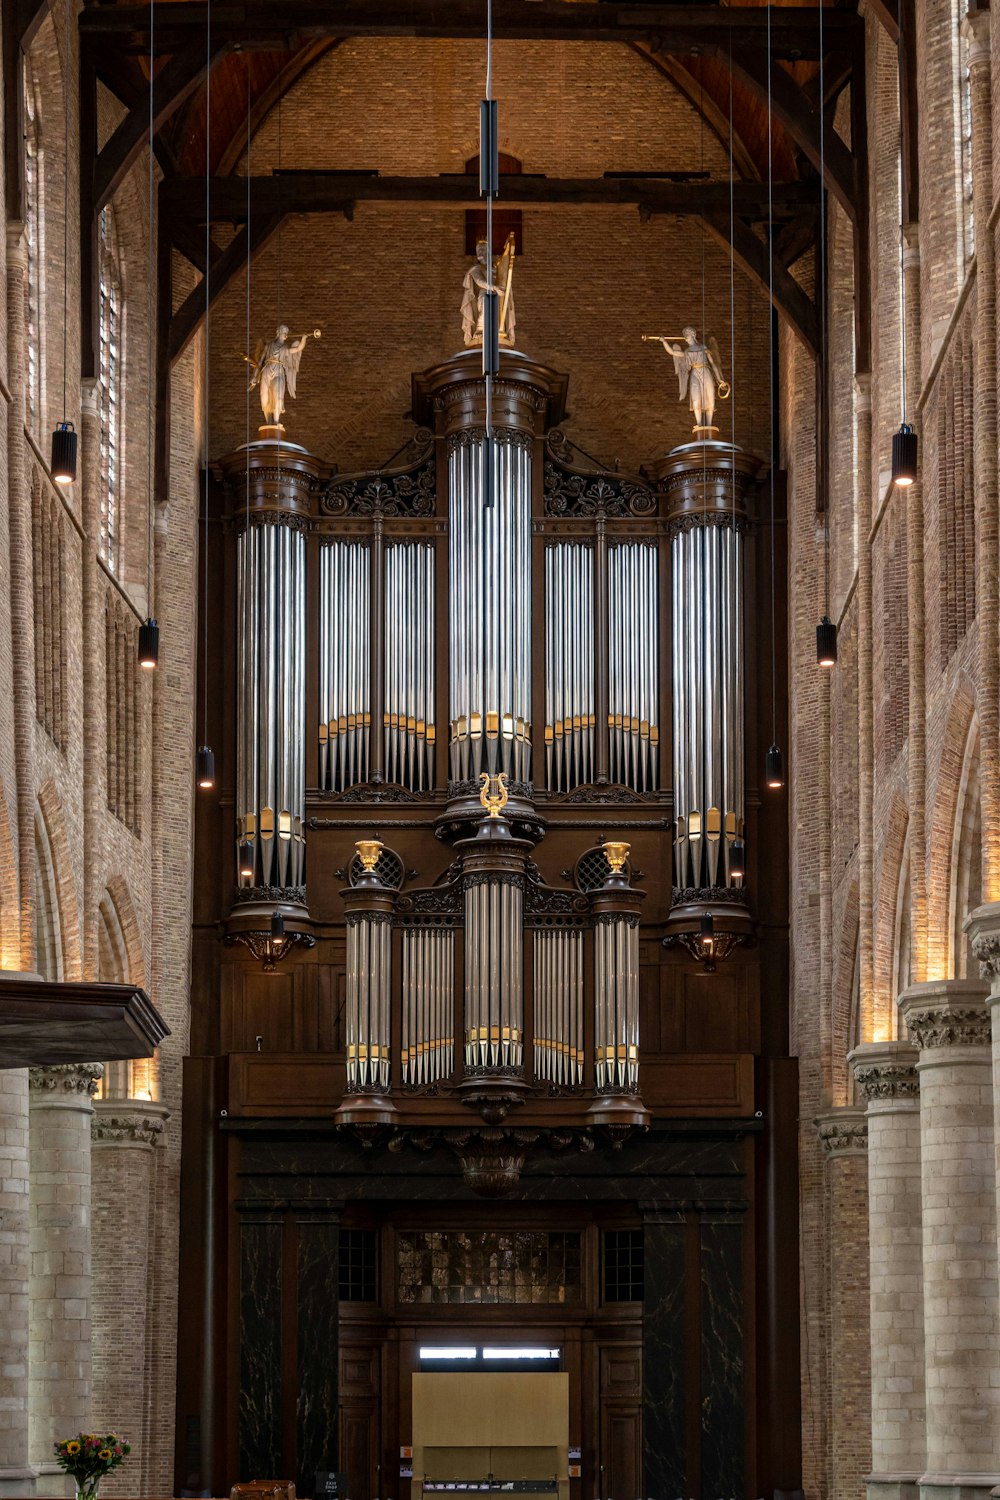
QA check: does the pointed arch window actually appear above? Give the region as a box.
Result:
[23,63,45,435]
[98,206,125,573]
[959,4,975,266]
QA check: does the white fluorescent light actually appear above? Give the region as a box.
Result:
[480,1348,560,1360]
[419,1346,477,1360]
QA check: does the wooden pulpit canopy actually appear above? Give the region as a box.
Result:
[0,976,169,1068]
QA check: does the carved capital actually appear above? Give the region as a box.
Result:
[815,1108,868,1157]
[849,1040,920,1102]
[961,7,991,67]
[91,1100,168,1148]
[855,372,872,413]
[6,222,27,276]
[963,902,1000,988]
[899,979,991,1049]
[28,1063,103,1099]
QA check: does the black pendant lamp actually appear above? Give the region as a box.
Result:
[271,910,285,939]
[892,422,917,486]
[816,615,837,667]
[51,422,77,485]
[699,912,715,953]
[765,743,785,789]
[729,839,745,881]
[196,745,216,789]
[138,617,159,669]
[238,840,255,883]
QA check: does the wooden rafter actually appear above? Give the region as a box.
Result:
[167,212,286,361]
[702,212,819,354]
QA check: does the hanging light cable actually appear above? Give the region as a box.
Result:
[196,0,216,788]
[815,0,837,668]
[481,0,498,510]
[726,38,746,884]
[50,0,76,483]
[765,0,784,788]
[138,0,158,667]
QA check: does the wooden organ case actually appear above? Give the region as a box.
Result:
[180,350,800,1500]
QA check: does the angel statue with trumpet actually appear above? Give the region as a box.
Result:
[642,325,730,436]
[244,324,321,430]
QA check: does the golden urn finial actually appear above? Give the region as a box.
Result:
[355,837,383,873]
[603,840,630,875]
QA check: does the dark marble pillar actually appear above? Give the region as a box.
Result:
[239,1209,284,1480]
[296,1209,341,1496]
[699,1205,746,1499]
[643,1205,688,1497]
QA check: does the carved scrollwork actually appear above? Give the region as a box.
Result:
[394,884,462,920]
[320,429,436,517]
[448,777,534,800]
[447,427,534,453]
[232,884,307,906]
[327,783,419,804]
[672,885,748,906]
[555,783,645,805]
[665,510,750,538]
[544,431,657,518]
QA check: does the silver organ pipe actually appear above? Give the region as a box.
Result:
[235,517,307,889]
[345,912,392,1093]
[448,434,532,782]
[671,517,744,889]
[384,541,435,791]
[463,876,524,1072]
[401,926,455,1086]
[607,542,659,793]
[318,539,371,791]
[532,928,584,1086]
[545,543,595,792]
[593,915,640,1094]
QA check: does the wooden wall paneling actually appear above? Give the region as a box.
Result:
[681,960,751,1053]
[242,967,297,1052]
[383,1326,401,1500]
[638,941,662,1054]
[598,1403,641,1500]
[599,1346,641,1400]
[340,1404,380,1500]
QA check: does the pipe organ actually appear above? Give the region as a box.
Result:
[217,351,763,1130]
[235,512,307,893]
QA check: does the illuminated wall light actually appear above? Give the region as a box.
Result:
[765,743,785,789]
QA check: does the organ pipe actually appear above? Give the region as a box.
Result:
[235,516,307,890]
[533,928,585,1086]
[337,858,398,1125]
[401,926,455,1086]
[588,853,648,1126]
[656,443,760,893]
[318,539,371,791]
[384,541,435,791]
[545,543,595,792]
[448,433,532,782]
[607,542,659,793]
[463,877,524,1071]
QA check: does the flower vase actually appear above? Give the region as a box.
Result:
[75,1480,100,1500]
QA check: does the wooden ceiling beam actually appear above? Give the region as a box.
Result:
[79,0,861,59]
[728,50,858,221]
[160,171,813,222]
[167,212,286,362]
[94,41,227,212]
[702,211,819,354]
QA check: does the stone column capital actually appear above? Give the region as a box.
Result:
[961,7,991,66]
[898,978,990,1049]
[901,223,920,269]
[80,375,100,419]
[815,1106,868,1156]
[848,1039,920,1106]
[28,1062,103,1104]
[855,371,873,411]
[91,1097,169,1148]
[964,901,1000,988]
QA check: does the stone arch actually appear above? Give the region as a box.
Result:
[35,781,81,981]
[948,720,982,979]
[892,832,912,1003]
[872,792,908,1041]
[100,875,145,987]
[927,673,977,976]
[831,880,860,1106]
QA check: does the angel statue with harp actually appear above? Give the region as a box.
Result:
[244,324,321,431]
[642,325,730,435]
[461,233,517,348]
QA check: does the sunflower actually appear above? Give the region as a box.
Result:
[98,1450,112,1462]
[66,1442,81,1456]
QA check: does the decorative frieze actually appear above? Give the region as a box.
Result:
[91,1107,167,1149]
[28,1062,102,1097]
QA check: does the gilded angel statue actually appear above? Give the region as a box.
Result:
[244,324,321,428]
[642,325,730,434]
[461,234,516,348]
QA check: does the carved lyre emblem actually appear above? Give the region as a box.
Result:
[479,771,509,818]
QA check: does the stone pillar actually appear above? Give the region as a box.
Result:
[856,373,875,1037]
[27,1065,101,1494]
[899,981,1000,1500]
[849,1040,925,1500]
[966,901,1000,1469]
[0,1069,35,1497]
[89,1101,166,1495]
[816,1108,872,1500]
